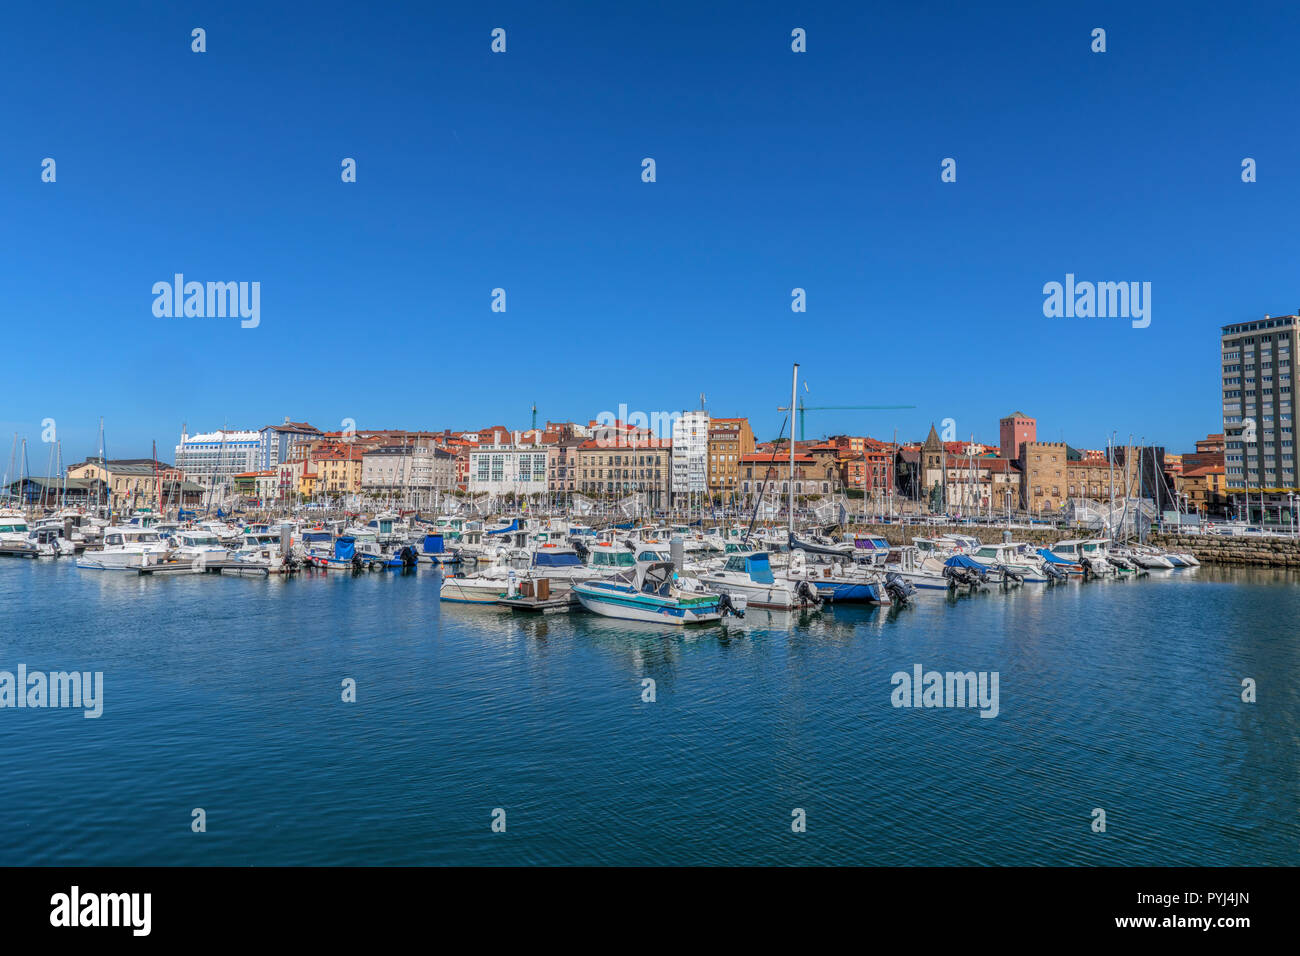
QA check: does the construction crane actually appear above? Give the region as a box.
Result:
[794,401,917,440]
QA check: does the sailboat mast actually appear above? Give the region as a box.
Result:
[788,363,798,538]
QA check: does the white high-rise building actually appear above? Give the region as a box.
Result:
[671,411,709,502]
[175,429,261,489]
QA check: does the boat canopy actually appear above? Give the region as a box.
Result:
[533,550,582,568]
[1036,549,1075,565]
[422,534,446,554]
[724,552,775,583]
[486,519,519,536]
[944,554,985,571]
[334,536,356,560]
[303,531,332,543]
[854,536,890,551]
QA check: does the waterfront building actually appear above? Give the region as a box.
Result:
[999,412,1037,461]
[830,435,897,499]
[1222,313,1300,520]
[671,411,709,504]
[467,441,550,498]
[1184,433,1226,472]
[66,458,188,511]
[738,451,837,505]
[706,417,754,503]
[1019,441,1068,513]
[310,445,364,496]
[547,437,584,497]
[942,454,1021,515]
[174,429,262,491]
[257,419,322,469]
[1178,464,1229,517]
[361,437,456,505]
[575,427,671,507]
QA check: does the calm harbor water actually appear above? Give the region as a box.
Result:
[1,559,1296,866]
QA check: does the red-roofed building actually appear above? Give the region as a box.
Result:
[575,430,672,507]
[1178,463,1228,517]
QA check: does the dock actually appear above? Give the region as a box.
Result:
[136,559,270,577]
[496,593,578,613]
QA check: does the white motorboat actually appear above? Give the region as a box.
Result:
[28,528,77,557]
[170,530,231,568]
[696,551,821,610]
[76,527,172,569]
[966,541,1051,583]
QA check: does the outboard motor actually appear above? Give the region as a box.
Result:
[399,545,417,568]
[717,592,744,619]
[795,580,821,607]
[1042,562,1066,584]
[944,565,982,589]
[994,564,1024,586]
[884,571,913,605]
[351,553,365,573]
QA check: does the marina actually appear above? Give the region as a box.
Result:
[1,552,1294,866]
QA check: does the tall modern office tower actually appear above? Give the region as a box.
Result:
[1221,313,1300,522]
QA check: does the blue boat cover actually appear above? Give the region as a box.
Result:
[944,554,985,571]
[334,536,356,560]
[422,534,445,554]
[744,553,775,583]
[486,519,519,536]
[534,551,582,568]
[1036,549,1075,565]
[303,531,332,543]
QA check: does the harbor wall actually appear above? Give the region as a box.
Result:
[843,522,1300,568]
[1148,532,1300,568]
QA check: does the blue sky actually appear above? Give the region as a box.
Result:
[3,0,1297,465]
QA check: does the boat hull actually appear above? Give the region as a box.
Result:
[571,583,723,624]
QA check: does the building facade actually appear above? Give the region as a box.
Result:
[1222,314,1299,520]
[467,444,550,498]
[361,440,456,503]
[738,451,838,504]
[671,411,709,503]
[999,412,1037,461]
[706,417,754,502]
[174,429,262,490]
[547,438,583,496]
[257,419,322,469]
[575,435,671,508]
